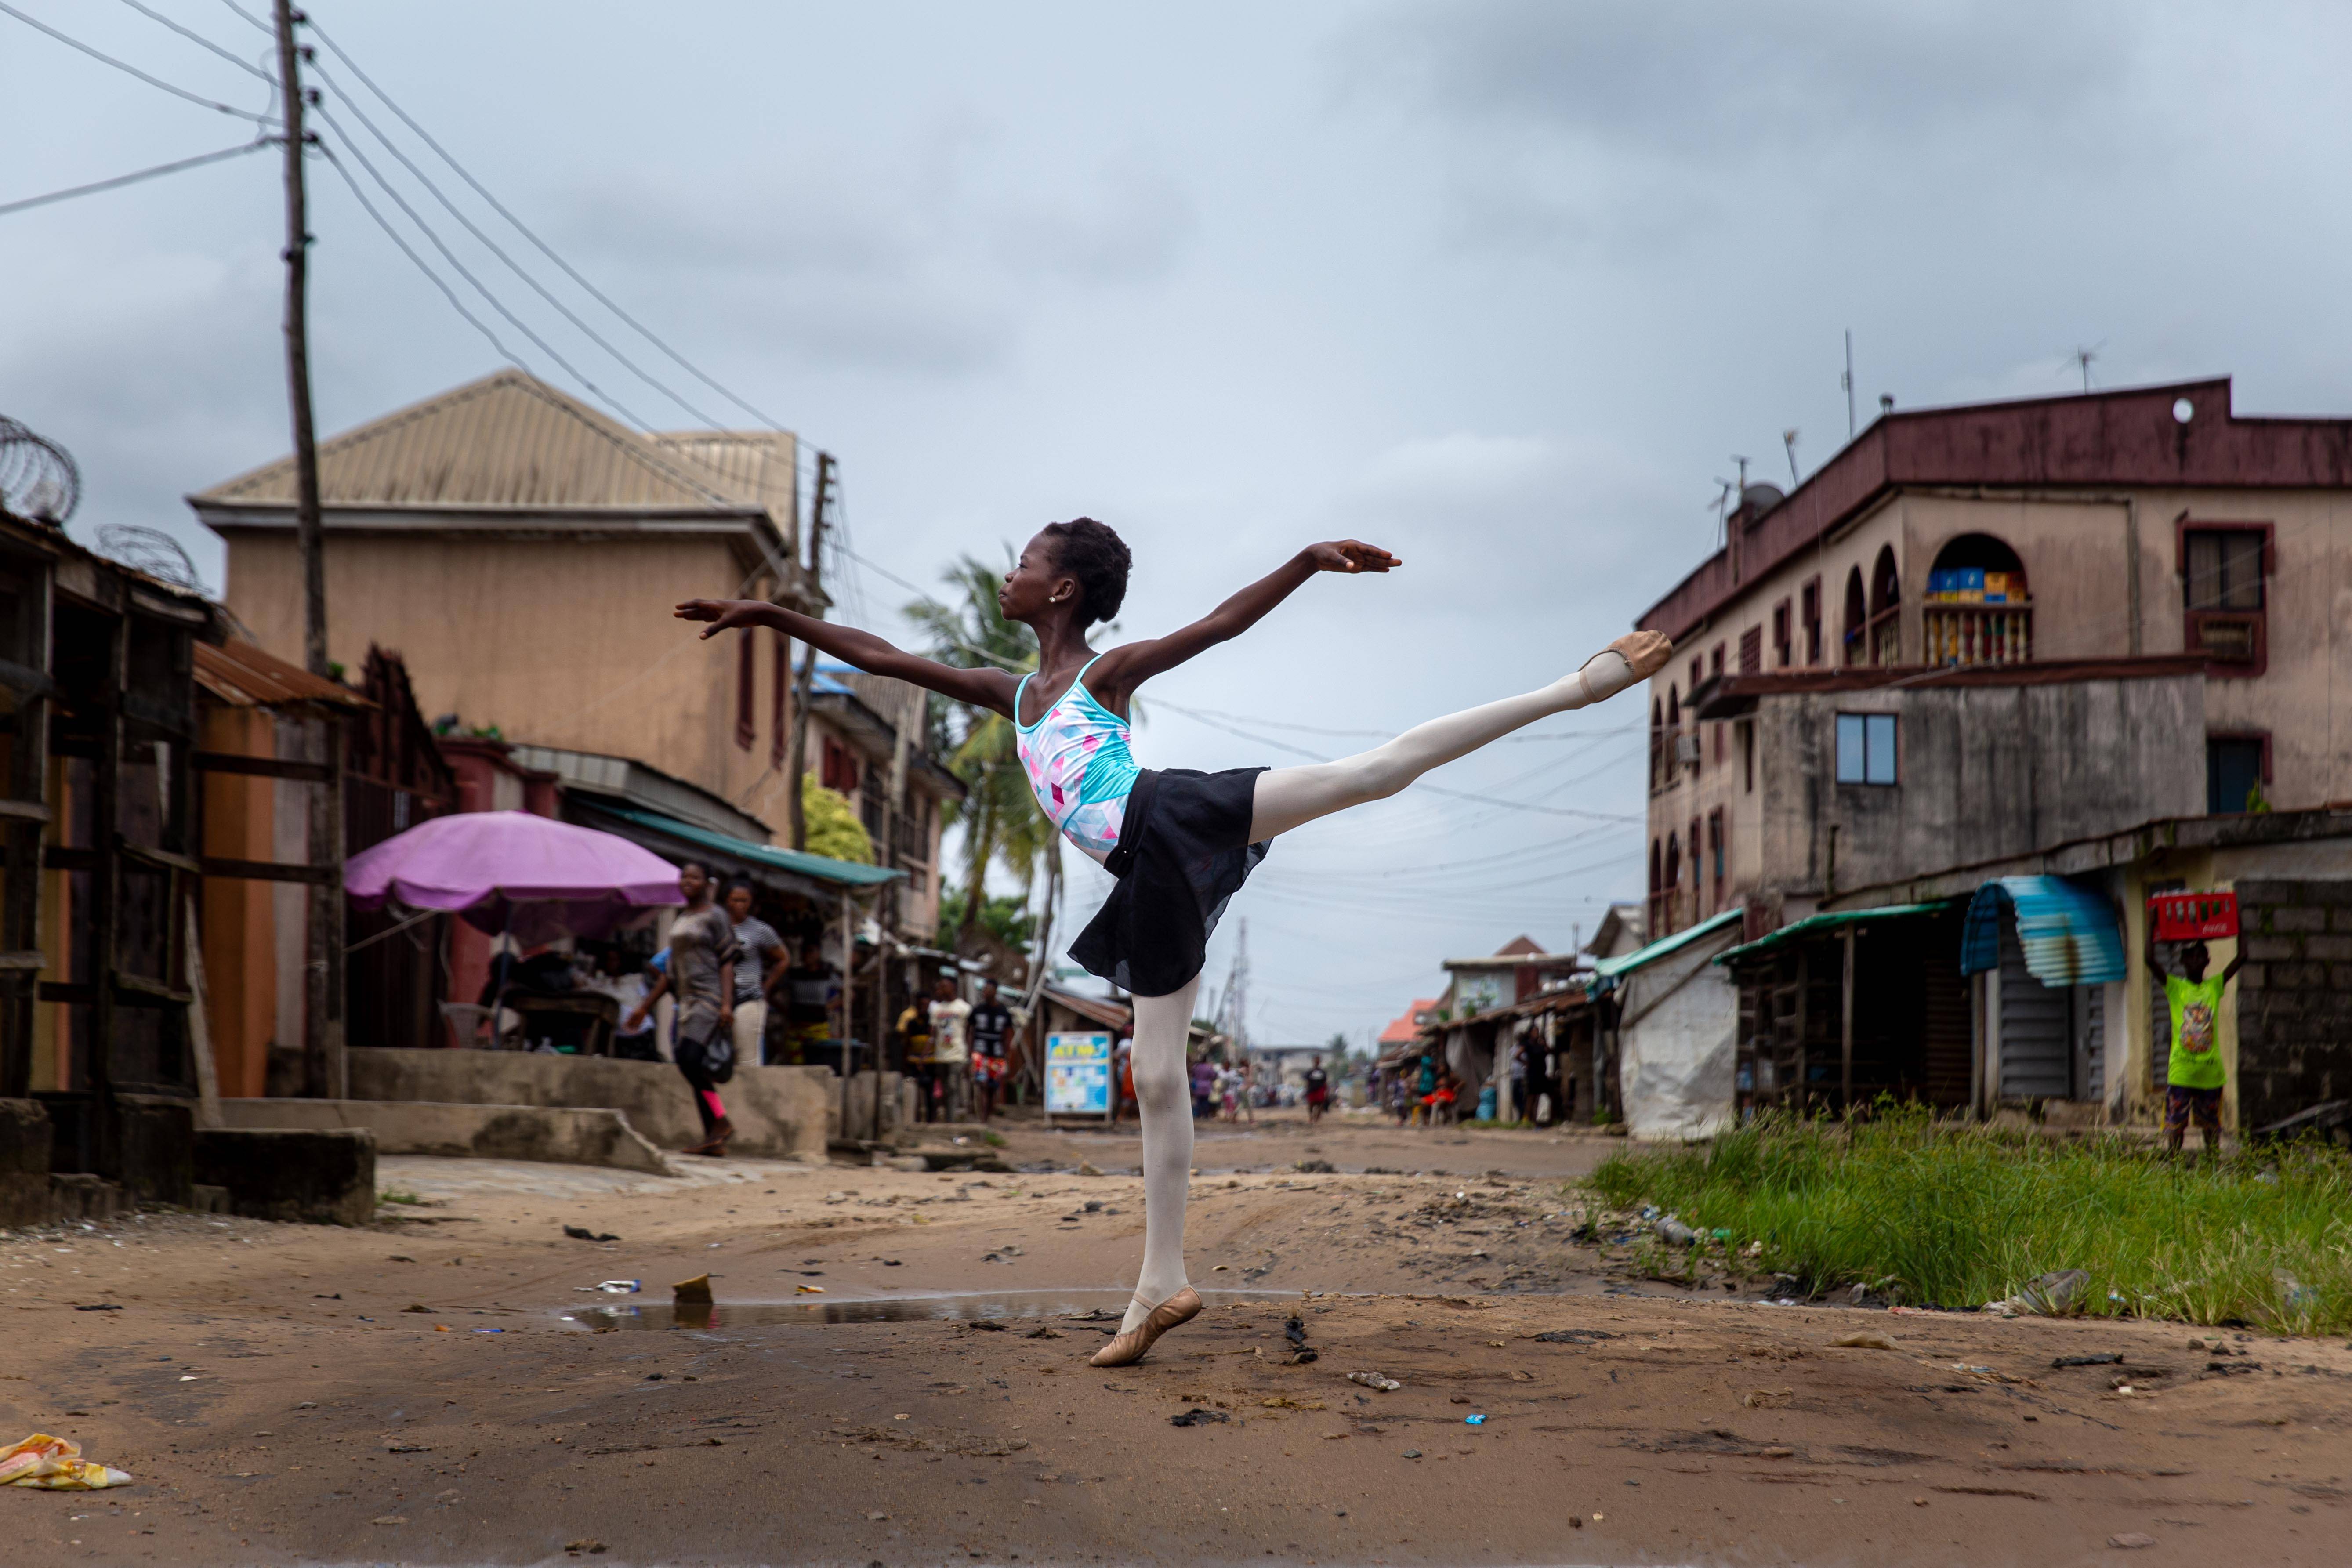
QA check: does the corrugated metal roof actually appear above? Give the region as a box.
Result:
[1590,907,1744,988]
[190,370,789,516]
[194,639,372,710]
[1960,876,2124,985]
[652,430,797,523]
[1713,901,1954,966]
[1041,985,1132,1032]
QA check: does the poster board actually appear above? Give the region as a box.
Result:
[1045,1031,1113,1121]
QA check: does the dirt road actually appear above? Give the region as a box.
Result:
[3,1112,2346,1565]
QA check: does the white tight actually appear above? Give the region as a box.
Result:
[1115,646,1640,1331]
[1125,976,1202,1323]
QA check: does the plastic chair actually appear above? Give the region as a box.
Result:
[438,1001,496,1050]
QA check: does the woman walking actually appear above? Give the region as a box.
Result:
[625,861,741,1155]
[676,520,1666,1362]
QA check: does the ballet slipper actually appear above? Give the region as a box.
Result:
[1576,631,1674,703]
[1089,1286,1203,1367]
[1608,629,1673,680]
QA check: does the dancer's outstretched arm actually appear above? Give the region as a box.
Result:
[672,598,1019,716]
[1085,540,1398,711]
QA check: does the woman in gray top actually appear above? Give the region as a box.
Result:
[626,861,739,1154]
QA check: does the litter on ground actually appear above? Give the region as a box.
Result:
[1,1434,132,1490]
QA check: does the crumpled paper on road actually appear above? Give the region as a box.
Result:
[1,1434,133,1489]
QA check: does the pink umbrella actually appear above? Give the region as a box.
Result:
[345,811,685,942]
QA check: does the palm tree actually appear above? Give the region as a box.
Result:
[904,552,1050,954]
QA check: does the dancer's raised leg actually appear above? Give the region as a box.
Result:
[1248,630,1670,841]
[1119,975,1201,1333]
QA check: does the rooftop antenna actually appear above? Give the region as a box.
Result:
[1708,478,1736,547]
[1732,454,1750,491]
[2066,343,2103,393]
[1842,330,1856,439]
[1782,428,1800,486]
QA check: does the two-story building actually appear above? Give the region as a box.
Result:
[1639,377,2352,940]
[1631,377,2352,1132]
[187,369,959,940]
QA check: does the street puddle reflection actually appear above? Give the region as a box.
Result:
[565,1287,1308,1331]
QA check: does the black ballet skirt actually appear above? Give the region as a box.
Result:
[1068,766,1268,999]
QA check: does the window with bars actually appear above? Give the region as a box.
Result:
[1738,626,1763,674]
[2182,526,2270,674]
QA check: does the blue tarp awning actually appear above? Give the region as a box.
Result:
[1960,876,2124,985]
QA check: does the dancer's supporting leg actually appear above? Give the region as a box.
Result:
[1248,631,1667,842]
[1122,974,1203,1333]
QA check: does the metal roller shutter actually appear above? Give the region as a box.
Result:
[1999,924,2073,1099]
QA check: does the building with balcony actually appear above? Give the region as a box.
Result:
[1638,377,2352,941]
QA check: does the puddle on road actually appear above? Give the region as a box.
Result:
[563,1287,1308,1332]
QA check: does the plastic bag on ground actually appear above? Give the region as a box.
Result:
[1,1434,133,1489]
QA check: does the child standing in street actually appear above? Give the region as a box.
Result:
[2146,933,2243,1155]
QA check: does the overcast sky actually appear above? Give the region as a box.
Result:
[9,1,2352,1050]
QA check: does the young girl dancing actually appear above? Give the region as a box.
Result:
[676,520,1668,1365]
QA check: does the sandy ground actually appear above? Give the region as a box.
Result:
[3,1109,2348,1567]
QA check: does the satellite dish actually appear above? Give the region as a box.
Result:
[94,525,205,593]
[0,416,80,524]
[1740,482,1786,516]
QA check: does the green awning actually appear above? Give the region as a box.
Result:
[1589,907,1745,991]
[1712,900,1954,966]
[582,801,903,890]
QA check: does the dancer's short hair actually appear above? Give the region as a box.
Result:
[1040,517,1131,625]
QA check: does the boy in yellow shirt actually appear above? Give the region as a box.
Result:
[2145,934,2243,1155]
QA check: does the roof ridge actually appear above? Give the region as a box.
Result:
[192,369,765,513]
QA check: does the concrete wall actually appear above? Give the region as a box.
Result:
[221,1097,672,1174]
[0,1099,50,1229]
[2231,880,2352,1133]
[346,1048,830,1161]
[193,1127,376,1226]
[1754,673,2206,908]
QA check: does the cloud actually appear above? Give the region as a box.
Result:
[1332,0,2149,259]
[552,122,1195,374]
[1342,0,2131,160]
[1333,430,1692,617]
[0,246,289,586]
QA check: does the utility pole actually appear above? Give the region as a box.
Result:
[785,451,834,851]
[276,2,342,1098]
[275,0,326,676]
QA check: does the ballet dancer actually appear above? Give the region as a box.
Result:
[675,519,1669,1366]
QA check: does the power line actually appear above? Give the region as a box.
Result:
[213,0,269,33]
[312,141,531,375]
[0,0,278,123]
[311,108,659,429]
[113,0,273,80]
[302,15,794,434]
[307,61,729,430]
[0,137,270,219]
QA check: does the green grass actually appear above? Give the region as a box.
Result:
[377,1187,424,1206]
[1583,1106,2352,1335]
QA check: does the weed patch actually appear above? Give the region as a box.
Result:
[1585,1108,2352,1334]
